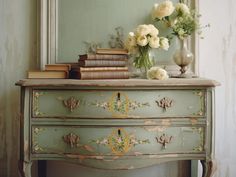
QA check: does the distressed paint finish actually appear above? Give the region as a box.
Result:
[1,1,236,177]
[31,89,206,118]
[17,79,217,177]
[31,125,203,158]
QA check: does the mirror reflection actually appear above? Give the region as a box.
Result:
[57,0,179,63]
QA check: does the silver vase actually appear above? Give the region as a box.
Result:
[173,38,193,78]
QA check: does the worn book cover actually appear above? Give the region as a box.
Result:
[96,48,128,55]
[45,64,71,71]
[78,59,127,67]
[77,67,128,72]
[28,71,69,79]
[70,70,130,80]
[79,54,128,60]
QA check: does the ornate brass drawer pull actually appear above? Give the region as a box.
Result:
[63,133,80,148]
[63,97,80,112]
[156,133,173,149]
[156,97,173,111]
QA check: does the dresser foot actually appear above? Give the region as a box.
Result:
[200,160,217,177]
[18,160,32,177]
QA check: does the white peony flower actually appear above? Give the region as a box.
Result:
[137,35,148,46]
[148,24,159,36]
[148,36,160,48]
[135,24,150,36]
[175,3,190,15]
[159,37,170,50]
[152,0,175,20]
[147,67,169,80]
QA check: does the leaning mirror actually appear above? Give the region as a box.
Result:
[39,0,198,74]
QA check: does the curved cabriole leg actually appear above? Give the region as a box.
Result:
[18,160,32,177]
[200,160,217,177]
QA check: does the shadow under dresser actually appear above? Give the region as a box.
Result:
[16,78,219,177]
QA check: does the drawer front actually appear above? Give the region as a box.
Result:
[32,89,205,118]
[32,126,204,155]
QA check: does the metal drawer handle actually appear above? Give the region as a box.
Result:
[156,97,173,111]
[63,133,80,148]
[63,97,80,112]
[156,133,173,149]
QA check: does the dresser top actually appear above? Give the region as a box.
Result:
[16,78,220,87]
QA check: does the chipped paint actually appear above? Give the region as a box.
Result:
[161,119,171,126]
[190,118,198,125]
[128,166,135,170]
[24,141,29,154]
[148,154,179,159]
[145,126,166,132]
[133,152,143,156]
[83,145,94,152]
[144,120,156,125]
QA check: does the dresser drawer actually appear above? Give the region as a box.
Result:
[32,125,204,156]
[32,89,205,118]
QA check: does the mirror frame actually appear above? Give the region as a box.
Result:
[39,0,199,75]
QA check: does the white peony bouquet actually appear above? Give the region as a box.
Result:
[125,24,169,71]
[152,0,206,40]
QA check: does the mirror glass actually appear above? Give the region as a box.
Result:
[57,0,180,64]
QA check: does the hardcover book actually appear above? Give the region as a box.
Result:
[78,59,127,67]
[28,71,69,79]
[96,48,128,55]
[79,54,128,60]
[78,67,128,72]
[70,70,130,80]
[45,64,71,71]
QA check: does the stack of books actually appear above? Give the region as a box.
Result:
[28,64,71,79]
[70,48,130,80]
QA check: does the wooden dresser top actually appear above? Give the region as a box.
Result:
[16,78,220,87]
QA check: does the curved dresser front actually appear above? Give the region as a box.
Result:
[16,78,219,177]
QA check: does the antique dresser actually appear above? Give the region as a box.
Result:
[16,78,219,177]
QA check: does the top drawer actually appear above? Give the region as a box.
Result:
[32,89,205,118]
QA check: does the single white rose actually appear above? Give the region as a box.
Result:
[148,36,160,48]
[135,24,150,36]
[148,24,159,36]
[147,67,169,80]
[125,32,137,47]
[159,37,170,50]
[176,3,190,15]
[152,0,175,19]
[137,35,148,46]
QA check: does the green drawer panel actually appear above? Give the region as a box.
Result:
[32,126,204,155]
[32,89,205,118]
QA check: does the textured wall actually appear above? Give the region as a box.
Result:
[0,0,37,176]
[0,0,236,177]
[198,0,236,176]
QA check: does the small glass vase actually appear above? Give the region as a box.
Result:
[173,38,193,78]
[133,47,154,79]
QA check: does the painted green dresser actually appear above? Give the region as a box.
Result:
[16,78,219,177]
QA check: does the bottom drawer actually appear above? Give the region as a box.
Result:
[32,125,205,156]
